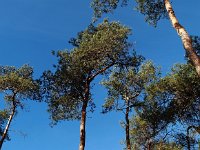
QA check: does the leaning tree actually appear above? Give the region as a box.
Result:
[91,0,200,76]
[0,65,40,149]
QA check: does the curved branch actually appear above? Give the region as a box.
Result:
[88,62,115,82]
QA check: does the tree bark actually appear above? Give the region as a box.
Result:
[79,63,113,150]
[147,140,151,150]
[79,82,89,150]
[164,0,200,76]
[79,101,87,150]
[186,128,191,150]
[125,100,131,150]
[0,101,16,150]
[186,125,196,150]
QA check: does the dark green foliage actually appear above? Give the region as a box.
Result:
[91,0,128,19]
[135,0,167,26]
[134,63,200,149]
[41,20,140,124]
[91,0,167,26]
[144,63,200,126]
[162,64,200,126]
[175,132,197,149]
[128,69,173,149]
[129,116,184,149]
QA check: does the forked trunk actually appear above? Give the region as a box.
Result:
[125,100,131,150]
[0,105,16,149]
[164,0,200,76]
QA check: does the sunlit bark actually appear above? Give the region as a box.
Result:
[79,82,89,150]
[0,94,16,150]
[164,0,200,76]
[79,102,87,150]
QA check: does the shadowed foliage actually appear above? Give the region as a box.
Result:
[132,63,200,149]
[91,0,167,26]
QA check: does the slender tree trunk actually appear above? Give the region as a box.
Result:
[164,0,200,76]
[147,141,151,150]
[0,104,16,149]
[186,128,191,150]
[125,100,131,150]
[134,144,137,150]
[79,82,89,150]
[79,101,88,150]
[147,143,151,150]
[186,126,195,150]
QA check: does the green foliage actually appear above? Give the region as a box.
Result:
[154,141,183,150]
[91,0,167,26]
[70,20,132,72]
[144,63,200,125]
[91,0,128,20]
[0,65,40,142]
[162,64,200,126]
[130,116,183,149]
[130,115,151,148]
[135,0,167,26]
[101,61,159,113]
[134,63,200,149]
[41,20,138,124]
[102,60,163,149]
[0,65,41,105]
[130,101,172,149]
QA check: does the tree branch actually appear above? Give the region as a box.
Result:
[88,62,115,82]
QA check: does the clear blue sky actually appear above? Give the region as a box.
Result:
[0,0,200,150]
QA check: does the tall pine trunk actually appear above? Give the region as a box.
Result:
[79,82,89,150]
[79,102,87,150]
[0,104,16,149]
[164,0,200,76]
[125,100,131,150]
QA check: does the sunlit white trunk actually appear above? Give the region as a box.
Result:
[0,106,15,149]
[164,0,200,76]
[79,101,87,150]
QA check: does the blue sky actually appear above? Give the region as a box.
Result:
[0,0,200,150]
